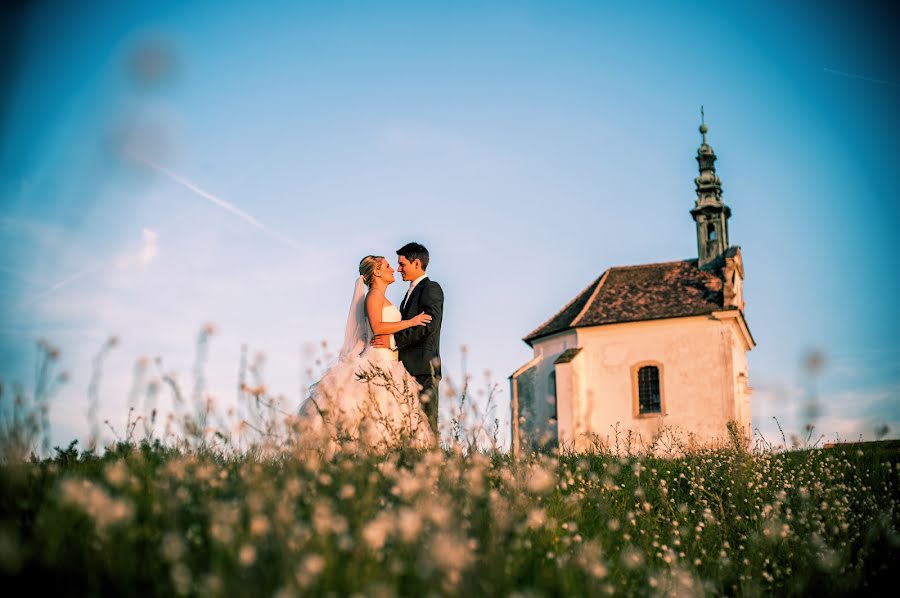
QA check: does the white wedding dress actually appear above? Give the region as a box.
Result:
[298,301,434,451]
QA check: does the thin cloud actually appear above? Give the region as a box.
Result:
[116,228,159,269]
[139,229,159,265]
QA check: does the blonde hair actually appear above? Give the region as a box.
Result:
[358,255,385,287]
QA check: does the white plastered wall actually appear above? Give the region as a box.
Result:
[526,331,576,446]
[570,315,746,450]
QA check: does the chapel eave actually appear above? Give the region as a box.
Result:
[711,309,756,350]
[524,309,738,347]
[523,255,732,347]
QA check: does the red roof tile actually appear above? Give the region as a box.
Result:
[523,256,735,345]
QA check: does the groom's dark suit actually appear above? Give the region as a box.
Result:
[394,277,443,434]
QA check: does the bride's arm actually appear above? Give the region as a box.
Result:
[366,289,431,335]
[394,281,443,349]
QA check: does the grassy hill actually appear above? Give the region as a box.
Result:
[1,434,898,596]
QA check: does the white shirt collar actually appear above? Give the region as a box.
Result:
[409,273,427,289]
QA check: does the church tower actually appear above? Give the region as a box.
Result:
[691,110,731,269]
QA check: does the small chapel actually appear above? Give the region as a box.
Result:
[510,119,755,455]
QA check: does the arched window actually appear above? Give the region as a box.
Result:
[707,223,717,241]
[637,365,661,414]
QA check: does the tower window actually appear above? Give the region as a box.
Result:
[631,362,664,417]
[707,223,717,241]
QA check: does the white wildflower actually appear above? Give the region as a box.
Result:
[362,511,395,551]
[620,545,645,570]
[430,532,475,574]
[526,508,547,530]
[397,508,423,543]
[104,461,129,488]
[238,544,257,567]
[526,464,556,494]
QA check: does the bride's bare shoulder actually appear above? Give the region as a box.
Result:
[367,289,397,311]
[365,287,385,306]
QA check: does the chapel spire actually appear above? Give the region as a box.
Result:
[691,108,731,269]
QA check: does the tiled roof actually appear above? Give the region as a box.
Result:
[523,255,736,345]
[554,348,582,364]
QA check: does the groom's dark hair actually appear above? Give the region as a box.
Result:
[397,242,429,270]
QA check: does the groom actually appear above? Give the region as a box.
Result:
[373,242,443,435]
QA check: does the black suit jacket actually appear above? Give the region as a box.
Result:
[395,277,443,378]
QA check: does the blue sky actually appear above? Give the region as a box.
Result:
[2,0,898,449]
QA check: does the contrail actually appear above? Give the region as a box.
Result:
[823,67,900,89]
[29,154,303,303]
[32,269,93,302]
[132,153,304,252]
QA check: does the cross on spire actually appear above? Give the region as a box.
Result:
[690,111,731,269]
[700,106,707,143]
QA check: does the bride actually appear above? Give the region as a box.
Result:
[297,255,436,450]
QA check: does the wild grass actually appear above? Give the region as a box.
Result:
[0,340,898,596]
